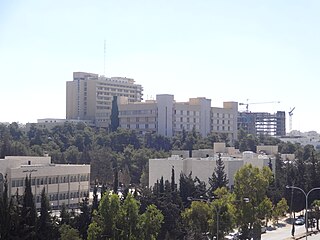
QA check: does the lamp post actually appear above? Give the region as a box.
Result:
[286,186,320,240]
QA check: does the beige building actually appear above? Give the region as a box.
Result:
[148,143,276,189]
[66,72,143,128]
[26,118,94,131]
[0,156,90,209]
[119,94,238,140]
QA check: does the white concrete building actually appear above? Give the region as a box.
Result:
[149,143,275,189]
[0,156,90,209]
[279,131,320,150]
[119,94,238,140]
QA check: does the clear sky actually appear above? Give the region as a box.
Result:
[1,0,320,133]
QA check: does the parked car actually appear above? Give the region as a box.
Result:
[295,217,305,225]
[261,226,267,234]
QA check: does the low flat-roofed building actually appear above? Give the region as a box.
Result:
[0,156,90,209]
[149,145,276,190]
[26,118,94,131]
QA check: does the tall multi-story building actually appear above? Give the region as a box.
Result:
[0,156,90,209]
[237,111,286,136]
[118,94,238,140]
[66,72,143,128]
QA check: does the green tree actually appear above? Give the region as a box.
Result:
[99,193,121,239]
[139,204,164,240]
[60,203,71,225]
[0,174,12,239]
[119,194,140,239]
[234,164,273,239]
[87,220,103,240]
[59,224,81,240]
[22,175,37,238]
[110,96,119,132]
[208,153,228,195]
[209,187,236,240]
[37,187,55,239]
[272,198,289,225]
[77,196,91,240]
[182,200,210,239]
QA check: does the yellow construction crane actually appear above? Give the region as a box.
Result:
[239,101,280,112]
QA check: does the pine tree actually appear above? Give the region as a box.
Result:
[92,181,99,213]
[0,174,11,239]
[208,153,229,195]
[37,187,54,239]
[22,175,37,238]
[60,203,71,225]
[110,96,119,132]
[171,166,175,192]
[77,195,91,240]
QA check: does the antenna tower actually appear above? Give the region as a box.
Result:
[104,40,106,75]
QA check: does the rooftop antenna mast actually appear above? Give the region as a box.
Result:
[104,39,106,75]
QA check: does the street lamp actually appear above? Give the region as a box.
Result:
[286,185,320,240]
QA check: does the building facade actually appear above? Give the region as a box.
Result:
[119,94,238,140]
[238,111,286,136]
[66,72,143,128]
[148,143,276,189]
[0,156,90,209]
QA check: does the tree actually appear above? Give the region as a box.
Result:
[110,96,119,132]
[99,193,121,239]
[272,198,289,225]
[92,182,99,213]
[208,153,228,195]
[182,200,211,239]
[139,204,164,240]
[209,187,236,240]
[37,187,55,239]
[119,194,140,239]
[22,175,37,238]
[234,164,273,239]
[0,174,12,239]
[59,224,81,240]
[87,220,103,240]
[77,196,91,240]
[60,203,71,225]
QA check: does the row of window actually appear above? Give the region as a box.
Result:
[120,110,156,115]
[175,117,199,123]
[36,191,89,203]
[213,119,231,124]
[11,174,89,188]
[213,113,234,118]
[174,110,200,116]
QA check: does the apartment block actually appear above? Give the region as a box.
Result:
[0,156,90,209]
[118,94,238,140]
[66,72,143,128]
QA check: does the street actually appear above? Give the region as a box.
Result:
[261,223,320,240]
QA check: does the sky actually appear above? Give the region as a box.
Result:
[1,0,320,133]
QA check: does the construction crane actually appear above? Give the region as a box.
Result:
[239,101,280,112]
[288,107,295,132]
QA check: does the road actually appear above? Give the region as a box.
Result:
[261,224,305,240]
[261,222,320,240]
